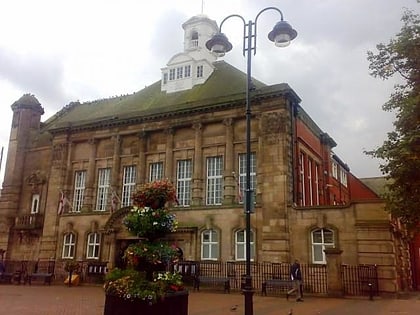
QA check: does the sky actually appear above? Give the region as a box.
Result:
[0,0,418,184]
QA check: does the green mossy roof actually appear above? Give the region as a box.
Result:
[43,61,300,132]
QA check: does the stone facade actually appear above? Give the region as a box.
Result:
[0,14,412,294]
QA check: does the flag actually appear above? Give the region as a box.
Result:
[58,191,64,215]
[58,190,72,214]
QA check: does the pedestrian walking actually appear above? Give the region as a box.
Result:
[287,259,303,302]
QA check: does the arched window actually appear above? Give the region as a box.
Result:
[201,229,219,260]
[191,31,198,40]
[235,229,255,261]
[311,228,335,264]
[86,232,100,259]
[62,232,76,259]
[31,194,40,214]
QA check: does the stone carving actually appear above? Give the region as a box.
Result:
[26,170,46,192]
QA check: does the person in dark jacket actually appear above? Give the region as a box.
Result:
[287,259,303,302]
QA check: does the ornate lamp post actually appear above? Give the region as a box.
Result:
[206,7,297,315]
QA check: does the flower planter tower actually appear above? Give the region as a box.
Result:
[104,180,188,315]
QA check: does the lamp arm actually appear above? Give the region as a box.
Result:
[254,7,285,55]
[219,14,246,32]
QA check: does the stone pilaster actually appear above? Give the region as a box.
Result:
[165,128,174,182]
[111,135,121,189]
[137,131,147,186]
[84,138,97,211]
[192,123,203,206]
[324,248,344,297]
[223,118,235,204]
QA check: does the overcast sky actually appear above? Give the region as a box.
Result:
[0,0,418,184]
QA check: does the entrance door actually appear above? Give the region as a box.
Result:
[114,239,138,269]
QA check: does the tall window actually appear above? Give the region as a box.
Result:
[73,171,86,212]
[86,232,100,259]
[177,159,192,206]
[331,161,338,179]
[201,229,219,260]
[340,168,348,187]
[176,66,183,79]
[315,163,320,205]
[238,153,257,204]
[196,65,203,78]
[235,230,255,261]
[122,165,137,207]
[62,232,76,259]
[206,156,223,205]
[96,168,111,211]
[299,152,306,206]
[308,158,313,206]
[149,162,164,181]
[31,194,40,214]
[184,65,191,77]
[163,73,168,84]
[311,228,335,264]
[169,68,175,80]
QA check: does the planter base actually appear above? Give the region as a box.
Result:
[104,291,189,315]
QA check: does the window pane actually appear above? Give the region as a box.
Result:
[312,230,322,243]
[237,231,245,242]
[324,229,334,244]
[313,245,323,262]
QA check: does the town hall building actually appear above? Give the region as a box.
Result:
[0,14,412,293]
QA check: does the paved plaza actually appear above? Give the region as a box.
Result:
[0,284,419,315]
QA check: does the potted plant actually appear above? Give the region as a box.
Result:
[64,260,80,287]
[103,180,187,315]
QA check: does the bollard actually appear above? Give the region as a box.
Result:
[368,283,373,301]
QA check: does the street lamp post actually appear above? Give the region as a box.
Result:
[206,7,297,315]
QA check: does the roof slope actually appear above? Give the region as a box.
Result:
[44,61,269,131]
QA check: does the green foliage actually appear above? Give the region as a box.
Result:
[123,206,178,240]
[124,241,180,266]
[366,6,420,232]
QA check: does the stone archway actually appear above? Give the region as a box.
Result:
[103,207,137,269]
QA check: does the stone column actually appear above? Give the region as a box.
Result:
[165,128,174,182]
[223,118,235,204]
[84,138,97,211]
[324,248,344,297]
[192,123,203,206]
[137,131,147,186]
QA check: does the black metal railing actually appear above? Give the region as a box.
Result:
[342,264,379,297]
[172,261,328,294]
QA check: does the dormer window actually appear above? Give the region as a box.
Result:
[176,67,184,79]
[185,65,191,77]
[169,69,175,80]
[197,65,203,78]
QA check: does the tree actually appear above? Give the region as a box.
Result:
[366,6,420,233]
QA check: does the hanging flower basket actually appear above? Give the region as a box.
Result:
[131,180,178,209]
